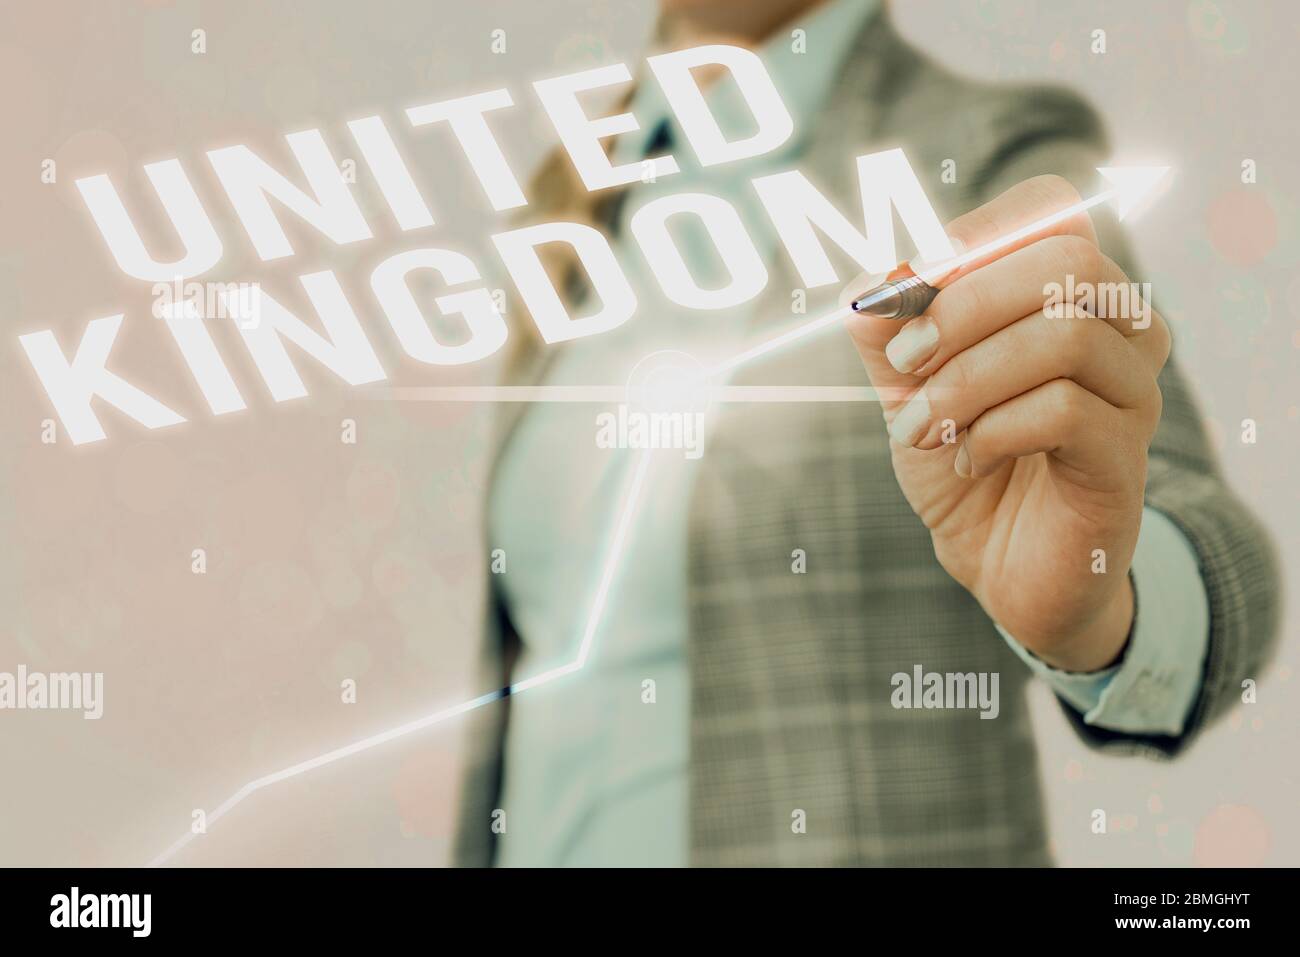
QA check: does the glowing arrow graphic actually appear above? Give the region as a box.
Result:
[709,166,1173,378]
[1096,165,1173,221]
[914,164,1172,285]
[143,165,1172,867]
[147,449,655,867]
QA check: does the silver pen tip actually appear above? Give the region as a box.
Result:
[850,282,904,318]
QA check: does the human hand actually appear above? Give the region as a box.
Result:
[842,175,1170,672]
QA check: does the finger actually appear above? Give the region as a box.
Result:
[931,173,1100,287]
[887,234,1172,377]
[887,305,1162,451]
[852,173,1102,302]
[956,379,1139,490]
[841,173,1104,404]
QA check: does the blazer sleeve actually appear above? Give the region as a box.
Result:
[966,85,1282,758]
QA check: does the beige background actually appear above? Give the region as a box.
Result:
[0,0,1295,867]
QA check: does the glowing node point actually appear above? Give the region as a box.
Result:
[624,350,713,418]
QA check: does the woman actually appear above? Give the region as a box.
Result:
[453,0,1278,866]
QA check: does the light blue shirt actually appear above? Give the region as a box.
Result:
[489,0,1209,866]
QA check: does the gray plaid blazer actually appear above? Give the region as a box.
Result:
[452,11,1279,866]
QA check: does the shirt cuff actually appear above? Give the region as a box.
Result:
[996,506,1210,736]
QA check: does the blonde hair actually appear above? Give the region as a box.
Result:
[500,89,637,381]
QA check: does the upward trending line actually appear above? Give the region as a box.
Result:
[146,169,1170,866]
[147,450,654,867]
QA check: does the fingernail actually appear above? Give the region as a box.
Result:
[885,316,939,373]
[954,442,972,478]
[888,389,930,447]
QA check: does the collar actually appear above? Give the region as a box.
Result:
[612,0,879,166]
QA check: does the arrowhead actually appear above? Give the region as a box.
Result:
[1097,166,1171,221]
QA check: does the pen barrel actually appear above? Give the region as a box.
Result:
[894,276,940,319]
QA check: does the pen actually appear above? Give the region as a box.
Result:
[850,167,1172,322]
[849,263,940,321]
